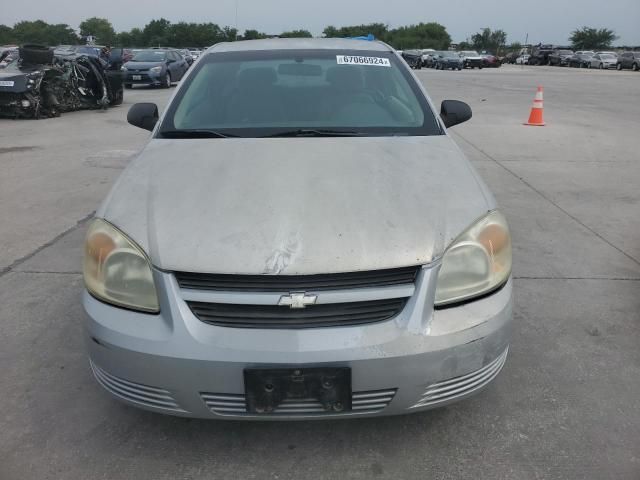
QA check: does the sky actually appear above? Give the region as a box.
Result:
[3,0,640,45]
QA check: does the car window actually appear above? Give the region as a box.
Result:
[133,50,167,62]
[161,49,441,137]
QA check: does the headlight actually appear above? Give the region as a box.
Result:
[83,219,159,313]
[120,66,127,71]
[149,66,162,73]
[434,210,512,307]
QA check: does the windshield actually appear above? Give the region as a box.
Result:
[600,54,615,59]
[160,49,441,138]
[132,50,167,62]
[461,51,479,56]
[558,50,573,55]
[443,52,459,58]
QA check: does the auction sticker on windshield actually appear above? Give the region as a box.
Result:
[0,81,15,87]
[336,55,391,67]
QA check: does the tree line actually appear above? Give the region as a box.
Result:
[0,17,626,52]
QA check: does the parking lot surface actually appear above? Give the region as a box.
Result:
[1,66,639,480]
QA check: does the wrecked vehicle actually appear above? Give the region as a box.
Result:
[0,44,123,119]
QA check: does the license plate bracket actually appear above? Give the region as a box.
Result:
[244,367,351,414]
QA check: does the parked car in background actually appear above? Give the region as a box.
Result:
[122,49,189,88]
[401,50,423,69]
[515,54,530,65]
[481,53,501,68]
[548,49,574,66]
[180,49,194,66]
[189,50,201,60]
[85,37,513,420]
[459,51,483,69]
[502,51,519,64]
[435,51,463,70]
[588,53,617,69]
[568,51,594,68]
[528,44,557,65]
[424,51,441,68]
[122,49,134,63]
[421,48,435,66]
[616,51,640,71]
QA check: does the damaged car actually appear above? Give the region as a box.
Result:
[84,38,513,420]
[0,44,123,119]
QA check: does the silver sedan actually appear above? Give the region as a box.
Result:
[588,53,617,69]
[83,38,513,419]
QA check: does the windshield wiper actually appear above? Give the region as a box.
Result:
[160,129,235,138]
[263,129,366,138]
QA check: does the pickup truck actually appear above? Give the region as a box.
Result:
[459,50,483,69]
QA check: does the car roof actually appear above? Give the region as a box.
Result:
[208,38,392,53]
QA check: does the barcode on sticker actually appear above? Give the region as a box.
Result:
[336,55,391,67]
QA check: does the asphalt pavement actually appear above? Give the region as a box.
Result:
[1,66,639,480]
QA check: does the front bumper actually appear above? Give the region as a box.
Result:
[0,91,39,118]
[464,59,483,68]
[123,71,164,85]
[85,267,513,419]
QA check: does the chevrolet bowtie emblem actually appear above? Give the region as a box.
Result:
[278,293,318,309]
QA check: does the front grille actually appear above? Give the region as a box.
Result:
[174,266,420,292]
[410,347,509,409]
[187,298,407,329]
[0,92,23,106]
[90,361,186,413]
[201,389,397,416]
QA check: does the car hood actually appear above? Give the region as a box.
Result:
[124,61,164,70]
[99,136,495,275]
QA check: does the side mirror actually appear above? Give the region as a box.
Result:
[127,103,159,131]
[440,100,472,128]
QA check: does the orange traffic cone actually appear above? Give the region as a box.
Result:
[525,86,545,126]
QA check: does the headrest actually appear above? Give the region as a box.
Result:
[236,67,277,90]
[325,66,364,90]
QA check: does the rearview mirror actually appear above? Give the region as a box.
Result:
[127,103,159,131]
[440,100,472,128]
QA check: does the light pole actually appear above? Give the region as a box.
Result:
[235,0,239,32]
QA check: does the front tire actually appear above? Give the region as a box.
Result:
[110,89,124,106]
[599,63,604,70]
[616,63,622,70]
[163,72,172,88]
[633,63,639,71]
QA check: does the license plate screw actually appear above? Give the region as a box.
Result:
[322,379,333,389]
[264,383,275,392]
[293,370,301,376]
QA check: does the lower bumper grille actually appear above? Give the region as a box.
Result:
[201,389,397,416]
[187,298,408,329]
[90,361,186,413]
[410,347,509,409]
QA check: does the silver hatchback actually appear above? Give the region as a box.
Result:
[83,38,513,419]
